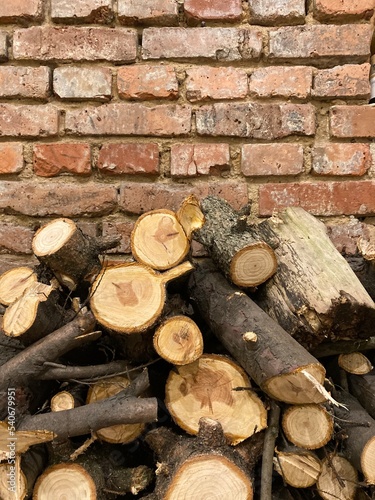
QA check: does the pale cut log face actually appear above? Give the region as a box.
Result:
[362,436,375,484]
[32,218,76,256]
[230,242,277,287]
[0,267,37,306]
[338,352,373,375]
[0,460,26,500]
[165,454,253,500]
[165,354,267,445]
[274,451,321,488]
[317,455,358,500]
[282,405,333,450]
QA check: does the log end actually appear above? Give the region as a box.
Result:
[230,242,277,288]
[33,463,96,499]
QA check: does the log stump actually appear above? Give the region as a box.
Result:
[0,267,37,306]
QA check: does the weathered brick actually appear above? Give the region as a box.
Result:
[65,103,191,136]
[0,32,7,61]
[326,219,364,255]
[248,0,305,25]
[330,106,375,138]
[258,181,375,217]
[314,0,374,21]
[186,67,248,102]
[102,220,134,253]
[118,0,178,25]
[117,65,178,100]
[33,143,91,177]
[313,64,370,99]
[312,144,371,176]
[13,27,137,63]
[184,0,242,22]
[119,181,248,214]
[0,223,33,254]
[249,66,312,99]
[53,67,112,101]
[0,104,59,138]
[170,144,230,177]
[0,256,37,274]
[196,103,315,139]
[0,144,24,175]
[241,144,304,176]
[51,0,114,23]
[0,0,43,22]
[98,143,159,175]
[0,67,50,100]
[269,25,372,63]
[142,27,263,61]
[0,182,117,217]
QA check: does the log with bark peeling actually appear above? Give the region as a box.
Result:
[254,207,375,349]
[188,260,330,405]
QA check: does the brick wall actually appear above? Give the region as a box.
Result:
[0,0,374,258]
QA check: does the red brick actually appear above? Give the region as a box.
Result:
[186,67,248,102]
[13,27,137,63]
[0,32,7,61]
[241,144,304,176]
[0,67,50,100]
[0,223,33,254]
[269,25,371,63]
[248,0,305,25]
[184,0,242,22]
[249,66,312,99]
[53,67,112,100]
[142,27,263,61]
[0,0,43,22]
[119,181,248,214]
[0,104,59,138]
[196,103,315,139]
[170,144,230,177]
[330,106,375,138]
[326,219,364,255]
[258,181,375,217]
[33,144,91,177]
[117,65,178,100]
[0,182,117,217]
[102,220,134,253]
[98,143,159,175]
[0,144,24,174]
[51,0,113,23]
[65,103,191,136]
[118,0,178,25]
[312,144,371,176]
[313,64,370,99]
[314,0,374,21]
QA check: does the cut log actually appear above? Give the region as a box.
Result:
[176,194,205,240]
[281,405,333,450]
[153,315,203,365]
[90,261,193,334]
[0,266,37,306]
[86,375,145,444]
[145,418,257,500]
[348,370,375,420]
[188,261,330,405]
[316,454,358,500]
[273,447,322,488]
[333,389,375,484]
[51,391,76,412]
[338,352,373,375]
[254,207,375,349]
[165,354,267,445]
[2,281,64,345]
[0,421,55,460]
[0,459,27,500]
[193,196,277,287]
[131,209,190,270]
[312,336,375,358]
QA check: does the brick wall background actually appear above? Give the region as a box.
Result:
[0,0,374,263]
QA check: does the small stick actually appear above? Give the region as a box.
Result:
[260,400,280,500]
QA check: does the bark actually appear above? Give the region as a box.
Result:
[37,359,132,381]
[348,370,375,421]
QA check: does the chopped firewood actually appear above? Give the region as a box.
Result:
[131,209,190,270]
[348,370,375,420]
[281,405,333,450]
[153,315,203,365]
[254,207,375,349]
[338,352,373,375]
[165,354,267,445]
[274,447,322,488]
[51,391,76,412]
[0,421,55,460]
[0,266,37,306]
[333,389,375,484]
[90,261,193,334]
[188,261,330,405]
[86,375,145,444]
[176,194,205,240]
[316,454,358,500]
[193,196,277,287]
[0,458,27,500]
[145,418,257,499]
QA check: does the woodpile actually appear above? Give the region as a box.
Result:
[1,195,375,499]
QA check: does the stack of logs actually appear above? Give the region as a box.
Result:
[1,195,375,499]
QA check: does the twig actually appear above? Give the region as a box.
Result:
[260,400,280,500]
